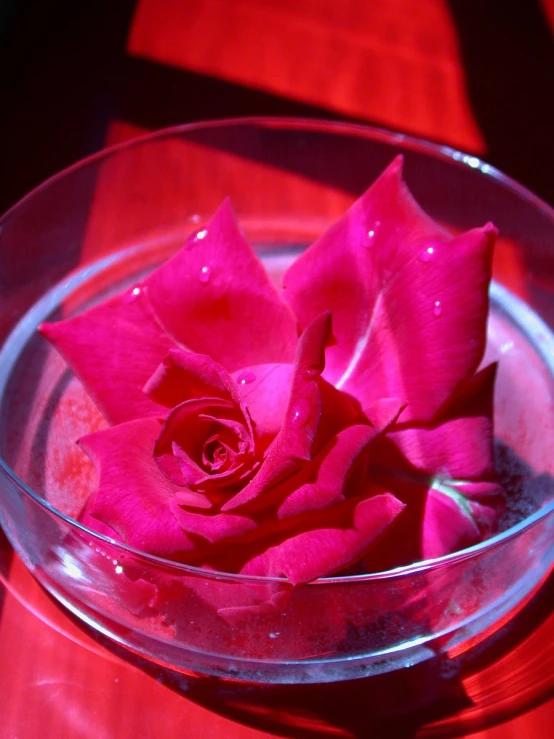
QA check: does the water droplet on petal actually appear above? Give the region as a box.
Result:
[122,285,144,303]
[433,300,443,317]
[421,246,435,263]
[199,265,211,283]
[237,370,256,385]
[365,220,381,247]
[187,227,208,249]
[290,398,311,426]
[190,214,202,224]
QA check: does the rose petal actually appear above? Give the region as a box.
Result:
[221,312,331,512]
[78,418,195,557]
[145,348,239,408]
[363,397,409,429]
[174,490,213,510]
[362,366,505,567]
[154,397,255,490]
[423,475,504,560]
[169,503,256,545]
[210,425,376,527]
[383,364,499,481]
[241,493,405,585]
[466,484,505,532]
[41,199,297,424]
[276,425,389,519]
[282,156,496,421]
[422,487,482,559]
[232,363,295,448]
[40,289,176,424]
[313,378,368,453]
[146,198,298,370]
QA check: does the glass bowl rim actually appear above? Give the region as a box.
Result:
[1,115,552,225]
[1,115,553,586]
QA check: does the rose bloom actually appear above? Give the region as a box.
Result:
[41,157,504,586]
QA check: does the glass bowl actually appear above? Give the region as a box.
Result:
[0,118,553,685]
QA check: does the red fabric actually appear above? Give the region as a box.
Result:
[127,0,485,153]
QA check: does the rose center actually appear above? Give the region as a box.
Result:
[200,428,248,475]
[202,437,230,472]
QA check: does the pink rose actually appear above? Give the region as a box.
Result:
[40,156,504,584]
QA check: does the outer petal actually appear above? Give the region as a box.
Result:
[39,290,176,424]
[367,366,505,566]
[383,364,499,481]
[241,493,405,585]
[419,482,503,562]
[78,418,195,557]
[422,487,483,559]
[146,198,298,370]
[41,199,297,424]
[282,156,496,421]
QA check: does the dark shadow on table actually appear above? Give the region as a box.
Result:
[447,0,554,206]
